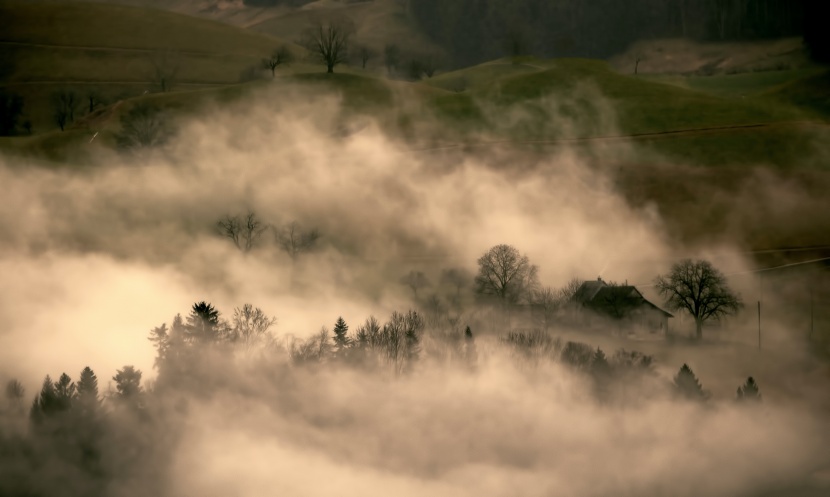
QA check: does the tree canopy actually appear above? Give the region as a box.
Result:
[655,259,742,340]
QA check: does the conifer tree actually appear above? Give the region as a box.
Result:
[54,373,76,411]
[674,363,707,401]
[591,348,611,377]
[112,366,143,402]
[332,317,351,354]
[736,376,762,402]
[76,367,99,409]
[30,375,59,424]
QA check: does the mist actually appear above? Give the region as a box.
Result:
[1,82,829,497]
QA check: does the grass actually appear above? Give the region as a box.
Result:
[0,1,290,54]
[0,0,303,132]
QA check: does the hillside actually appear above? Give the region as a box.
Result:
[0,0,302,132]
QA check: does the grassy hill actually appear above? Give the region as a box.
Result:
[0,0,305,132]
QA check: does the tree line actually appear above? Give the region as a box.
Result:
[406,0,812,67]
[1,293,762,495]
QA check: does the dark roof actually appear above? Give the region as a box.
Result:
[572,279,673,318]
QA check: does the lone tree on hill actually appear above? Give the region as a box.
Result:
[655,259,742,340]
[475,244,539,304]
[262,45,293,78]
[302,19,354,73]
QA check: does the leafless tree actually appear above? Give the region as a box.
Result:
[115,103,170,149]
[302,19,354,73]
[441,267,470,305]
[530,287,563,331]
[559,277,584,302]
[217,211,269,253]
[52,90,79,131]
[655,259,743,340]
[474,244,539,304]
[4,379,25,411]
[262,45,293,78]
[86,88,103,114]
[231,304,277,351]
[383,43,400,75]
[275,221,320,260]
[150,50,180,92]
[400,270,431,299]
[355,45,376,69]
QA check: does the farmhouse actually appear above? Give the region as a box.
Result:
[571,278,673,334]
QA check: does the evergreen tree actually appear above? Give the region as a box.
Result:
[112,366,143,402]
[674,364,707,401]
[30,375,59,424]
[54,373,76,411]
[186,301,223,343]
[736,376,762,402]
[332,317,351,354]
[591,348,611,377]
[75,367,99,409]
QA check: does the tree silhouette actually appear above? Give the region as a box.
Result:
[332,316,351,354]
[400,270,431,299]
[4,379,25,409]
[302,19,354,73]
[655,259,742,340]
[262,45,293,78]
[115,103,170,150]
[186,301,224,343]
[232,304,277,350]
[275,221,320,261]
[217,212,269,253]
[75,367,99,408]
[464,326,477,367]
[474,244,539,304]
[30,375,61,424]
[112,366,143,401]
[673,363,708,401]
[736,376,762,402]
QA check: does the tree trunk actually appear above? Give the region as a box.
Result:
[695,318,703,340]
[327,64,334,74]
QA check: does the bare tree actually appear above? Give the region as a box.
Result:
[474,244,539,304]
[231,304,277,351]
[5,379,25,412]
[275,221,320,260]
[530,287,563,331]
[400,270,431,299]
[441,267,470,305]
[262,45,293,78]
[559,277,583,302]
[383,43,400,75]
[51,90,79,131]
[355,45,376,69]
[655,259,743,340]
[302,19,354,74]
[150,50,180,92]
[217,212,268,253]
[115,103,170,149]
[86,88,103,114]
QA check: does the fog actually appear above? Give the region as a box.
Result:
[1,84,828,496]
